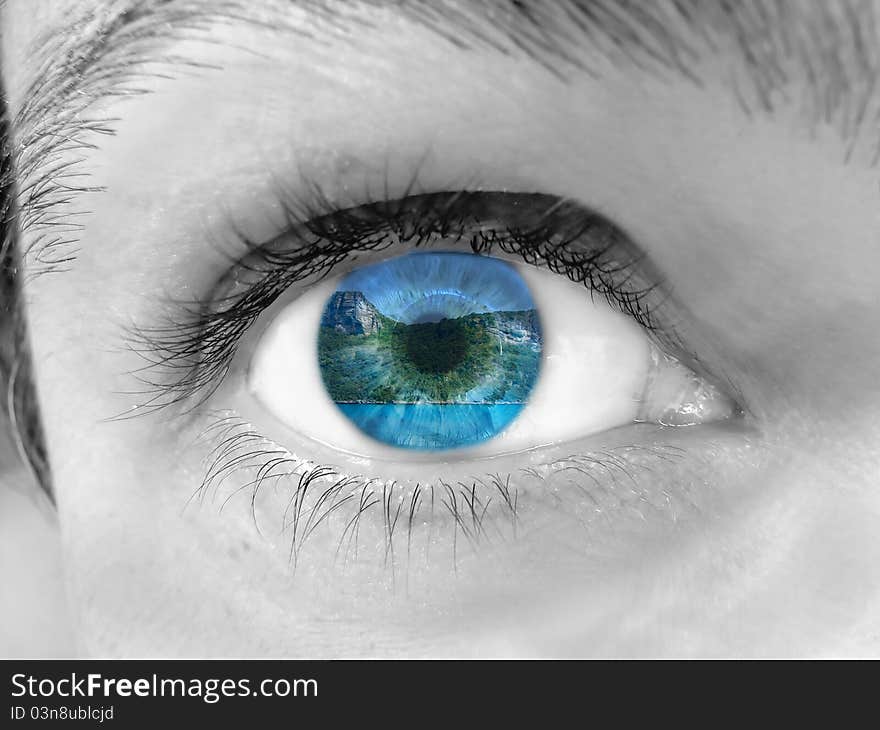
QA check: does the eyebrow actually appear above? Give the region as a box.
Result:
[4,0,880,275]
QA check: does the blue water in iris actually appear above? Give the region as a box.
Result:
[336,403,525,450]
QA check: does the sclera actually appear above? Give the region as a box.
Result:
[248,257,654,458]
[486,263,648,450]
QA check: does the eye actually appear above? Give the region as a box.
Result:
[316,252,542,450]
[245,249,734,460]
[141,191,738,467]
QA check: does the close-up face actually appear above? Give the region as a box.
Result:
[2,0,880,657]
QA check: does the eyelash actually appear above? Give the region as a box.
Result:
[126,188,672,416]
[194,412,690,572]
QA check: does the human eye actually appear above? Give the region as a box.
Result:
[242,194,733,457]
[130,187,743,573]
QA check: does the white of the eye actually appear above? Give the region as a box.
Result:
[247,276,372,452]
[486,264,649,449]
[247,261,653,458]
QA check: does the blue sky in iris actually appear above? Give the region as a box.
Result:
[336,252,536,323]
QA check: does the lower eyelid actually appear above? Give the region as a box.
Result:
[190,412,724,572]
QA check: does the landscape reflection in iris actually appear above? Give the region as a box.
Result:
[318,252,543,449]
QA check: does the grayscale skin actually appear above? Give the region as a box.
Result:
[2,0,880,657]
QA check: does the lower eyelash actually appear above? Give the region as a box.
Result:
[193,413,691,574]
[194,414,521,571]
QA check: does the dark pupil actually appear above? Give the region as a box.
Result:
[401,317,482,374]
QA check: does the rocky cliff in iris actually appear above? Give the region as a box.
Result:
[320,291,386,335]
[475,309,542,350]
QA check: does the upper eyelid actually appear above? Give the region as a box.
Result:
[121,190,690,419]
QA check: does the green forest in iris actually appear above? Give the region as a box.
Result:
[318,308,541,404]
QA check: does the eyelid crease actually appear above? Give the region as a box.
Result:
[121,188,683,420]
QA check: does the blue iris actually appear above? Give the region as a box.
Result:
[317,252,542,449]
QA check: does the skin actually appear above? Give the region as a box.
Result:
[2,0,880,657]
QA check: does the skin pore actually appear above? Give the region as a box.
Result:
[2,0,880,656]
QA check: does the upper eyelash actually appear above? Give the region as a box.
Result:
[122,189,670,417]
